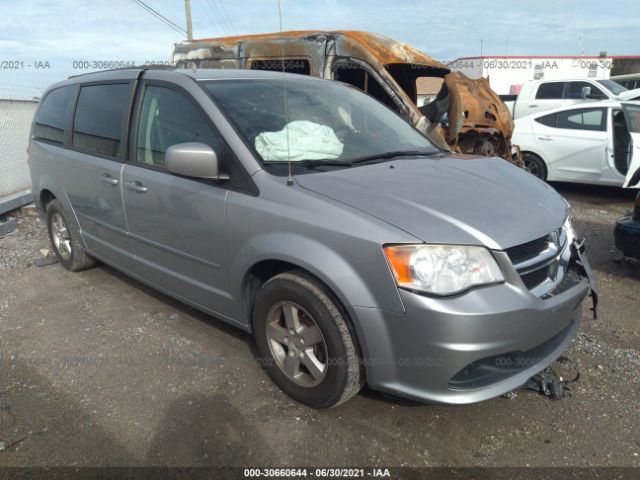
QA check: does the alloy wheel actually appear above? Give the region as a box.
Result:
[265,300,328,387]
[50,212,72,260]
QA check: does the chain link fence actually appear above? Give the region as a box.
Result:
[0,96,38,201]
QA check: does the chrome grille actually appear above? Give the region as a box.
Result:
[505,236,549,265]
[506,227,571,296]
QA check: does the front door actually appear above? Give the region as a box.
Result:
[122,83,231,315]
[623,102,640,188]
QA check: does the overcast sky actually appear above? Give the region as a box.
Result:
[1,0,639,97]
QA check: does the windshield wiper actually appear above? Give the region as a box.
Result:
[264,152,437,170]
[348,150,439,164]
[264,160,353,169]
[301,160,353,169]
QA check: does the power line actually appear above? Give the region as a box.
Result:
[206,0,234,36]
[197,0,217,32]
[199,0,228,36]
[216,0,238,35]
[130,0,186,36]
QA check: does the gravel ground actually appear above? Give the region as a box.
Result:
[0,182,639,468]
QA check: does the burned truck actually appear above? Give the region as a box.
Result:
[172,30,518,163]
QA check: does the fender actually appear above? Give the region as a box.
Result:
[228,231,406,330]
[33,175,88,250]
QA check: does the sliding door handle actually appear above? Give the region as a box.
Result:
[125,181,148,194]
[100,174,119,186]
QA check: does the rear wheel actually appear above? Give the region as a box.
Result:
[253,271,362,409]
[523,152,547,181]
[46,199,96,272]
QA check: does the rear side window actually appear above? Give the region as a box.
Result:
[556,108,606,131]
[135,85,227,168]
[535,82,565,99]
[33,86,74,144]
[72,83,131,158]
[535,113,557,127]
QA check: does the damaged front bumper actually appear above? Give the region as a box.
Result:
[351,241,594,405]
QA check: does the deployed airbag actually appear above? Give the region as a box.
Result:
[255,120,344,161]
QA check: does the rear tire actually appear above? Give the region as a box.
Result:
[253,270,362,409]
[46,199,96,272]
[523,152,547,181]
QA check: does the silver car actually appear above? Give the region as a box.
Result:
[28,68,597,408]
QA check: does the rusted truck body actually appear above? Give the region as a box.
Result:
[172,30,517,163]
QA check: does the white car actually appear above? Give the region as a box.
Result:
[511,78,640,119]
[512,100,640,187]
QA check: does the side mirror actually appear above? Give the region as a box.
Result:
[165,142,229,181]
[581,86,592,99]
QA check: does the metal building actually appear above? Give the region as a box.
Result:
[0,97,38,224]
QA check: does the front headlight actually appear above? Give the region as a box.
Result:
[383,244,504,296]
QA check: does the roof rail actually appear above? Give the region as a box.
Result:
[67,64,177,79]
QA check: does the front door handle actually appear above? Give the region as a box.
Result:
[100,173,119,186]
[529,104,538,108]
[125,181,148,194]
[537,136,553,141]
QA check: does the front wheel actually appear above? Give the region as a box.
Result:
[522,152,548,181]
[253,271,362,409]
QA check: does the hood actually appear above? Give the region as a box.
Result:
[618,88,640,101]
[295,155,569,250]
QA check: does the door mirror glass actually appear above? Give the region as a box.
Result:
[166,142,229,180]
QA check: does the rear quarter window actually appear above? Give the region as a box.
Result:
[33,86,75,145]
[72,83,131,158]
[535,113,557,127]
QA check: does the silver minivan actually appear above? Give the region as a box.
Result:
[29,68,597,408]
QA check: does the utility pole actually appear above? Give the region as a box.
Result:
[184,0,193,41]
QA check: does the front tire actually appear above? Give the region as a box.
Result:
[46,199,96,272]
[523,152,548,181]
[253,271,362,409]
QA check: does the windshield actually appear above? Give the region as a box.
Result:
[202,78,438,165]
[597,79,627,96]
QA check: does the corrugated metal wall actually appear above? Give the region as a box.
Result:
[0,98,38,198]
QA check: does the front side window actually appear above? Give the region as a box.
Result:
[72,83,131,157]
[334,61,401,113]
[136,85,226,168]
[203,78,438,167]
[623,103,640,133]
[33,86,75,144]
[556,108,606,131]
[535,82,564,99]
[566,81,606,99]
